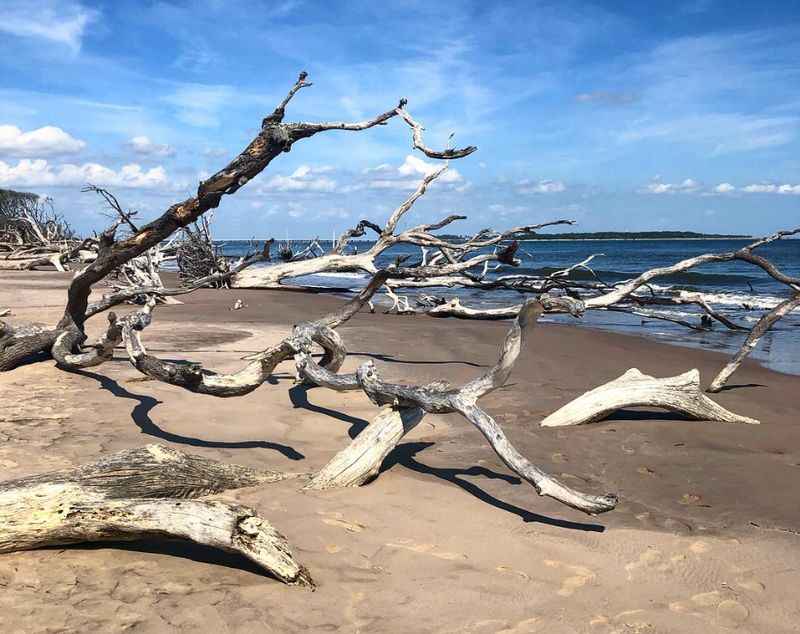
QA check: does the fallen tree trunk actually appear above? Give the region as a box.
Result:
[540,368,759,427]
[0,445,312,586]
[708,293,800,393]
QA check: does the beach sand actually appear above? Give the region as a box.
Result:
[1,270,799,633]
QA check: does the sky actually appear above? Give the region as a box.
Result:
[0,0,798,239]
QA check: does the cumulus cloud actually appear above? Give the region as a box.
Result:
[713,182,736,194]
[0,159,172,189]
[128,135,175,158]
[642,177,702,194]
[259,165,338,193]
[0,1,98,53]
[517,179,566,194]
[356,155,465,191]
[0,125,85,157]
[741,183,800,195]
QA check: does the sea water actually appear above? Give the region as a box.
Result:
[206,238,800,376]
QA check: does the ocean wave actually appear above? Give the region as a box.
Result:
[678,291,798,311]
[506,266,759,286]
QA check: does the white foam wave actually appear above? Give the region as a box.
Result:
[686,291,797,311]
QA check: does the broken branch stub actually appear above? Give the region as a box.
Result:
[540,368,759,427]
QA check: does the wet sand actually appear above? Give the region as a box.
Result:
[1,269,799,633]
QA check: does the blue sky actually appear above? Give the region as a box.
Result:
[0,0,798,238]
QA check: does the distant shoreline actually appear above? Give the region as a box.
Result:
[213,236,757,243]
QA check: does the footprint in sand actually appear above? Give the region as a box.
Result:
[495,616,540,633]
[385,539,467,561]
[669,590,750,628]
[496,565,531,581]
[543,559,595,596]
[319,511,366,533]
[625,547,664,579]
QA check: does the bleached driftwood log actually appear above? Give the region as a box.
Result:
[0,445,311,586]
[307,406,424,489]
[708,293,800,393]
[540,368,759,427]
[300,298,618,515]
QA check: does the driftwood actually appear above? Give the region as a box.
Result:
[708,293,800,393]
[307,406,425,489]
[300,298,618,515]
[540,368,759,427]
[0,71,474,373]
[0,445,311,586]
[118,271,389,396]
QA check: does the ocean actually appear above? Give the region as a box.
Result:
[208,238,800,376]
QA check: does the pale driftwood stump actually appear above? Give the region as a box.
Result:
[0,445,312,586]
[540,368,759,427]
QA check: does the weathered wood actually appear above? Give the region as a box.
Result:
[0,445,311,585]
[299,298,618,514]
[541,368,759,427]
[306,406,424,489]
[708,293,800,393]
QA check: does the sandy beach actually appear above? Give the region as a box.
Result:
[1,269,799,633]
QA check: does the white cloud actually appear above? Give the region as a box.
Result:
[642,177,702,194]
[713,182,736,194]
[0,159,173,189]
[742,183,800,195]
[0,125,85,157]
[356,155,465,191]
[260,165,338,193]
[0,1,98,53]
[517,179,566,194]
[128,136,175,158]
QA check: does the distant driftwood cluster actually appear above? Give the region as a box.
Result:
[1,73,797,585]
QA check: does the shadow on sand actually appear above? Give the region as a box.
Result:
[70,367,305,461]
[382,442,606,532]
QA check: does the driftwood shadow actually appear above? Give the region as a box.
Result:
[349,351,485,368]
[288,384,368,439]
[714,383,766,392]
[605,409,695,422]
[70,367,304,460]
[383,442,605,532]
[48,541,273,578]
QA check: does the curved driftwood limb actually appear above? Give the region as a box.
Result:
[122,301,298,397]
[0,445,311,586]
[708,293,800,393]
[51,312,124,369]
[295,351,359,392]
[541,368,759,427]
[122,270,391,396]
[309,299,617,514]
[451,396,617,515]
[306,406,425,489]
